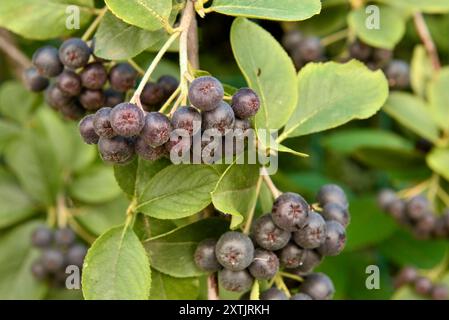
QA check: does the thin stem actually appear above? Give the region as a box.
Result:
[427,174,439,209]
[274,274,291,298]
[437,186,449,208]
[179,0,196,105]
[279,271,304,282]
[130,31,181,108]
[127,59,145,76]
[261,167,282,198]
[168,91,186,116]
[350,0,364,9]
[47,207,57,228]
[187,6,200,70]
[159,86,181,113]
[207,274,220,300]
[81,7,108,42]
[413,12,441,72]
[321,29,349,47]
[249,280,260,300]
[243,176,263,235]
[397,179,431,199]
[0,28,31,70]
[67,218,96,244]
[56,194,68,228]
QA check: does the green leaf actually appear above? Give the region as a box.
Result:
[137,165,219,220]
[0,0,94,40]
[250,280,260,300]
[392,287,426,300]
[94,12,168,60]
[210,0,321,21]
[0,81,37,124]
[69,166,121,204]
[144,218,229,277]
[0,119,21,152]
[0,181,36,229]
[231,18,298,130]
[212,161,260,229]
[105,0,172,31]
[348,5,406,49]
[427,149,449,181]
[281,60,388,139]
[0,220,47,299]
[411,45,433,99]
[376,0,449,13]
[378,230,448,269]
[82,225,151,300]
[428,67,449,131]
[353,147,424,171]
[383,92,440,143]
[149,269,199,299]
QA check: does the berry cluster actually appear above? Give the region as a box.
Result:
[78,76,260,165]
[30,225,87,288]
[348,40,409,90]
[378,190,449,239]
[394,266,448,300]
[282,30,325,70]
[194,184,349,300]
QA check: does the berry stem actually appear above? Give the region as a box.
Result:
[427,174,439,209]
[397,178,431,199]
[47,206,57,228]
[127,59,145,76]
[413,12,441,72]
[261,167,282,199]
[436,186,449,208]
[207,273,220,300]
[130,31,181,108]
[159,86,181,113]
[243,175,263,235]
[67,217,96,244]
[349,0,364,9]
[321,29,349,47]
[0,28,32,72]
[179,0,196,105]
[274,274,291,298]
[249,280,260,300]
[81,6,108,42]
[279,271,304,283]
[56,193,69,229]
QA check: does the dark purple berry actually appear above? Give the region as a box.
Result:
[215,231,254,271]
[109,63,137,93]
[110,103,145,137]
[349,40,372,61]
[60,101,85,120]
[66,244,87,268]
[218,269,253,292]
[135,137,167,161]
[406,196,430,221]
[415,213,436,235]
[414,276,433,295]
[80,62,108,90]
[248,249,279,280]
[141,82,165,107]
[93,107,115,138]
[251,214,291,251]
[233,118,251,139]
[202,101,235,135]
[188,76,224,111]
[377,189,397,211]
[321,203,350,227]
[54,228,76,247]
[231,88,260,119]
[59,38,91,70]
[56,70,82,96]
[290,293,313,300]
[41,249,65,272]
[98,136,135,165]
[171,106,202,136]
[293,211,326,249]
[280,243,305,269]
[31,226,53,248]
[32,46,63,77]
[385,60,410,90]
[317,221,346,256]
[394,266,418,288]
[141,112,172,147]
[79,89,105,111]
[194,238,221,272]
[291,249,323,275]
[373,48,393,66]
[45,84,73,110]
[316,184,348,208]
[272,192,310,232]
[386,198,407,223]
[165,134,192,159]
[260,288,288,300]
[297,37,323,62]
[23,67,49,92]
[79,114,99,145]
[299,273,335,300]
[282,30,303,52]
[31,260,48,280]
[104,89,125,108]
[158,75,179,99]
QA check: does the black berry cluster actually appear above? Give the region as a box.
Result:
[30,225,87,288]
[282,30,325,70]
[378,189,449,239]
[78,76,260,165]
[394,266,448,300]
[194,184,349,299]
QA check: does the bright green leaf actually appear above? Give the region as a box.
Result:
[428,67,449,130]
[427,148,449,182]
[0,81,37,124]
[149,269,199,299]
[0,181,36,229]
[411,45,433,99]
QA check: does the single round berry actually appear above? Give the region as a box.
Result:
[60,101,85,120]
[218,269,253,293]
[104,89,125,108]
[433,217,448,238]
[194,238,221,272]
[385,60,410,90]
[54,228,76,247]
[135,137,167,161]
[282,30,303,52]
[373,48,393,66]
[141,82,165,107]
[231,88,260,119]
[188,76,224,111]
[280,243,305,269]
[290,293,313,300]
[386,198,407,223]
[297,37,324,62]
[415,138,433,155]
[165,133,192,159]
[158,75,179,99]
[41,249,65,272]
[45,84,73,110]
[291,249,323,275]
[32,46,64,77]
[56,70,82,96]
[415,213,436,235]
[293,211,327,249]
[321,203,350,228]
[109,63,137,93]
[23,67,49,92]
[233,118,251,139]
[431,284,449,300]
[260,288,288,300]
[66,244,87,268]
[31,226,53,248]
[79,89,105,111]
[202,101,235,135]
[252,214,291,251]
[272,192,310,232]
[79,114,99,145]
[98,136,135,165]
[349,40,372,61]
[300,273,335,300]
[377,189,398,211]
[414,276,433,295]
[110,103,145,137]
[248,249,279,280]
[59,38,91,69]
[80,62,108,90]
[394,266,418,288]
[141,112,172,147]
[317,221,346,256]
[93,107,115,138]
[406,196,430,221]
[215,231,254,271]
[171,106,202,136]
[316,184,348,208]
[31,260,48,280]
